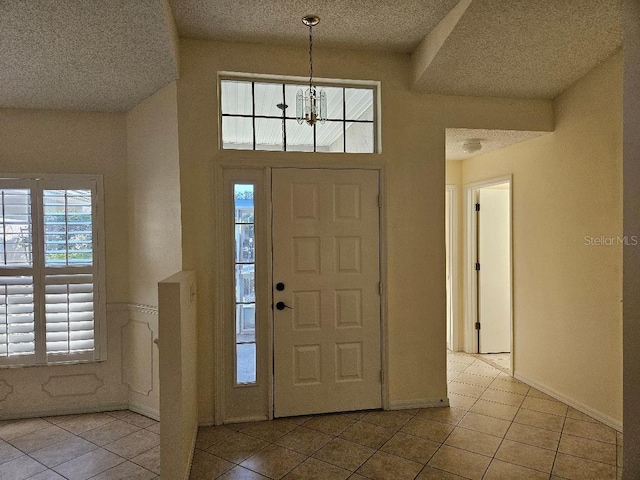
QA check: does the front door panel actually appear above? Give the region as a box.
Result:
[272,168,382,417]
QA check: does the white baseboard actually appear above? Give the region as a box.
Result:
[388,397,450,410]
[0,400,160,423]
[514,372,622,432]
[128,402,159,421]
[0,402,128,421]
[221,414,269,425]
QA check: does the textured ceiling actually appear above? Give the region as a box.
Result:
[0,0,179,112]
[0,0,624,112]
[446,128,548,161]
[414,0,621,98]
[168,0,461,53]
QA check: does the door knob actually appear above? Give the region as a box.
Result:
[276,301,294,310]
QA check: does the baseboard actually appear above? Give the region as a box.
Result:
[514,372,622,432]
[388,397,450,410]
[221,414,269,425]
[0,402,128,421]
[128,402,159,421]
[198,416,216,427]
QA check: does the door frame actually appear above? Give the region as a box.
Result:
[463,175,513,369]
[445,185,459,352]
[214,162,389,425]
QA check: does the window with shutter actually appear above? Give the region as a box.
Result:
[0,176,105,367]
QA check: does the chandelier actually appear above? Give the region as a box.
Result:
[296,15,327,126]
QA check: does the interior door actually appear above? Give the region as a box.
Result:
[478,185,511,354]
[272,168,382,417]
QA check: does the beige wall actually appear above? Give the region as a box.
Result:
[126,82,183,307]
[623,0,640,475]
[446,159,462,185]
[175,38,553,421]
[124,82,183,417]
[0,109,129,416]
[459,52,623,427]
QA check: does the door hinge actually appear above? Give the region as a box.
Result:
[475,262,480,271]
[378,195,382,208]
[475,203,480,211]
[475,322,481,330]
[380,370,384,383]
[379,282,383,296]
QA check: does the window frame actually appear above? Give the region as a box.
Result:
[219,76,378,153]
[0,173,107,368]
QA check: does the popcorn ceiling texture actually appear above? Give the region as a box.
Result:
[0,0,623,113]
[414,0,622,99]
[0,0,179,112]
[446,128,548,161]
[168,0,462,52]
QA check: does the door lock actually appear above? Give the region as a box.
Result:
[276,282,285,291]
[275,301,294,311]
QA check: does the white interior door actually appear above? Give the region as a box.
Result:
[272,168,382,417]
[478,186,511,354]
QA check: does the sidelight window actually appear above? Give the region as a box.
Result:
[233,184,256,384]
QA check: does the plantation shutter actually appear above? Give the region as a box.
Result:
[0,187,36,362]
[0,177,104,367]
[43,187,97,361]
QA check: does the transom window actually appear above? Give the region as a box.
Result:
[220,79,376,153]
[0,175,105,367]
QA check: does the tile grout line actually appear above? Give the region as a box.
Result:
[453,355,561,479]
[8,410,160,480]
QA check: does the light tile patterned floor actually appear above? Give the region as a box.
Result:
[476,353,511,373]
[190,352,622,479]
[0,410,159,479]
[0,351,623,479]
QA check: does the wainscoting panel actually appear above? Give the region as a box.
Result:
[42,374,104,397]
[0,380,13,402]
[123,304,159,417]
[0,305,129,420]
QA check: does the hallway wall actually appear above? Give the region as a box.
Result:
[455,52,623,427]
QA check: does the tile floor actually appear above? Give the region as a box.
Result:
[0,351,623,479]
[0,410,160,480]
[190,352,622,479]
[476,353,511,373]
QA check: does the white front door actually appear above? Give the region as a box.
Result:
[478,185,511,354]
[272,168,382,417]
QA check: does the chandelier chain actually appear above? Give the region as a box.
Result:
[309,24,313,92]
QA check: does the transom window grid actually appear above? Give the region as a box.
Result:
[0,176,104,367]
[220,80,376,153]
[234,183,257,385]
